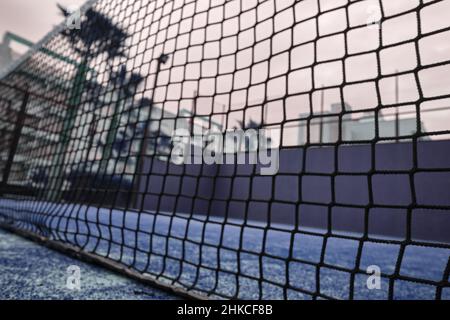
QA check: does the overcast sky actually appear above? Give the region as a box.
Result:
[0,0,86,48]
[0,0,449,142]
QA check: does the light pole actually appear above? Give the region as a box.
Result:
[319,85,324,144]
[395,71,400,142]
[132,53,169,209]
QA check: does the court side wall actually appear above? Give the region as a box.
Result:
[139,140,450,243]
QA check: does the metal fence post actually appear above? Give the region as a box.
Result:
[46,61,88,201]
[0,90,29,196]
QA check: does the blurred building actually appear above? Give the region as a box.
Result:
[298,102,419,144]
[0,32,25,74]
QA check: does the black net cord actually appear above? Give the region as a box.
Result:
[0,0,449,300]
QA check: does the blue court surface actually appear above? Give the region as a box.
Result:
[0,227,177,300]
[0,199,449,300]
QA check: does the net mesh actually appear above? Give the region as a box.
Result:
[0,0,450,300]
